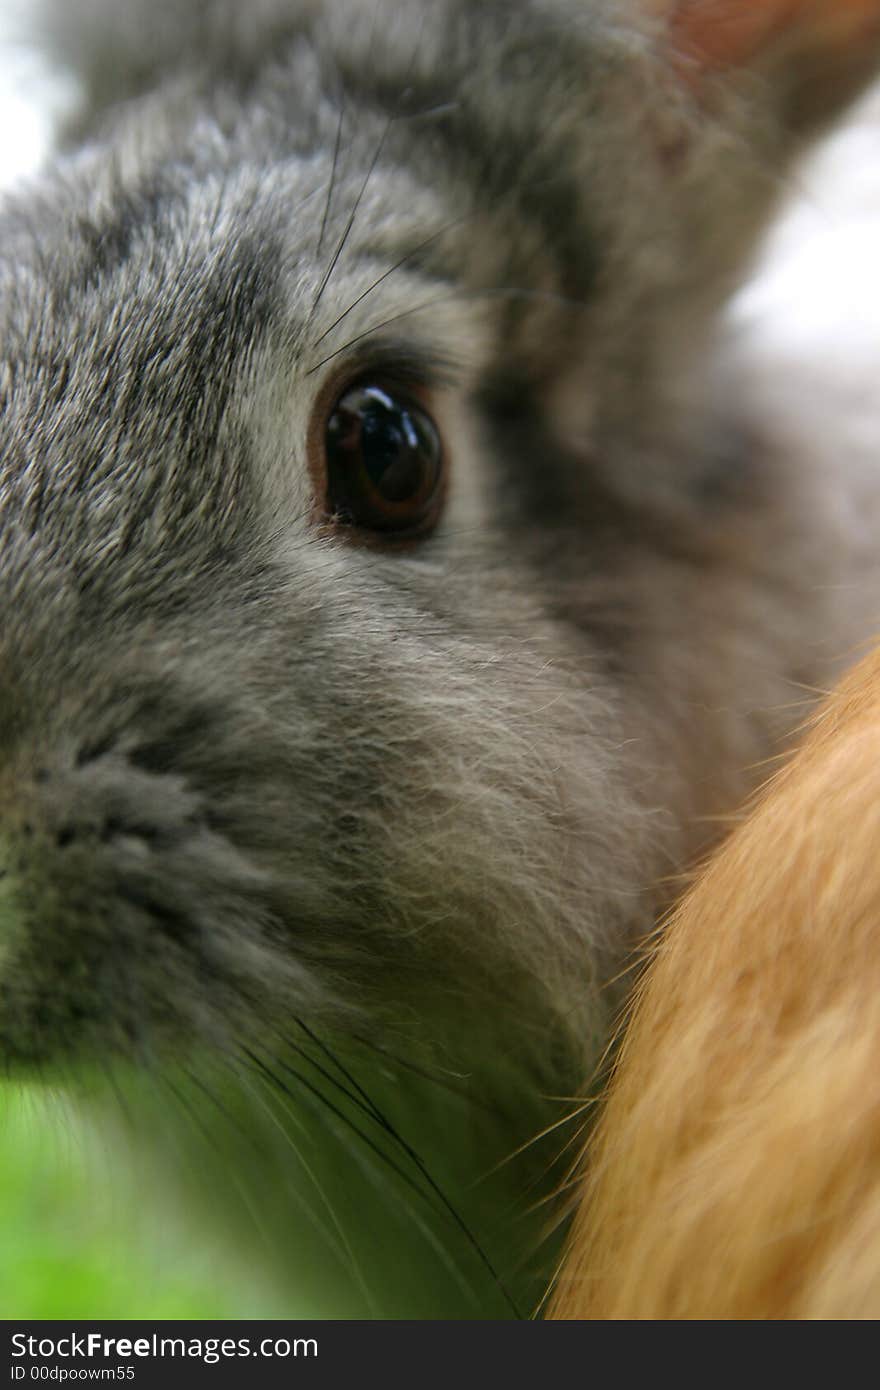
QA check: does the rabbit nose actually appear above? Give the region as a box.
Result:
[8,740,203,856]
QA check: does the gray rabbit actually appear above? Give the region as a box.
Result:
[2,0,880,1317]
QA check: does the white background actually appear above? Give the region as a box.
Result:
[0,0,76,189]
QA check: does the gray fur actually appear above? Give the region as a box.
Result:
[1,0,879,1316]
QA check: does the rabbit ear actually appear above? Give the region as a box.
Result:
[660,0,880,133]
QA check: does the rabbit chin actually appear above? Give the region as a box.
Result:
[0,680,635,1315]
[0,648,644,1320]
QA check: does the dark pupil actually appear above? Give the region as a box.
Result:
[360,405,422,502]
[326,384,442,530]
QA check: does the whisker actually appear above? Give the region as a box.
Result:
[484,1096,596,1178]
[316,100,346,258]
[308,110,396,322]
[233,1050,372,1305]
[162,1070,228,1153]
[533,1243,573,1319]
[524,1115,595,1219]
[311,215,471,348]
[179,1062,266,1155]
[350,1030,510,1117]
[307,285,587,375]
[243,1043,436,1213]
[264,1036,499,1306]
[150,1068,292,1265]
[293,1019,523,1318]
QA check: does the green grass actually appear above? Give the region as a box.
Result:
[0,1086,288,1320]
[0,1042,563,1319]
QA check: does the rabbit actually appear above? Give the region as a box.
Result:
[1,0,880,1317]
[551,638,880,1320]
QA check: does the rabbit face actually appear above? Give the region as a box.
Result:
[0,0,874,1071]
[0,69,641,1072]
[0,6,676,1071]
[2,0,880,1316]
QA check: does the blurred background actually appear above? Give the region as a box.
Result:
[0,0,72,186]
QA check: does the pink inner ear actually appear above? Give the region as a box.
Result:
[667,0,880,73]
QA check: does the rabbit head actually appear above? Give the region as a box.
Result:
[1,0,880,1315]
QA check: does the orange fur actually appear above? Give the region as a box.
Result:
[551,643,880,1319]
[661,0,880,130]
[667,0,880,72]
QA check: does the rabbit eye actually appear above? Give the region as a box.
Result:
[324,383,444,536]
